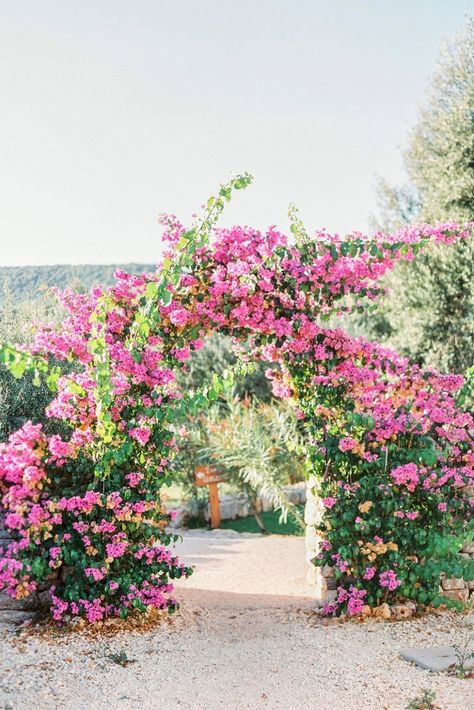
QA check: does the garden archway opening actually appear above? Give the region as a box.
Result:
[0,176,472,623]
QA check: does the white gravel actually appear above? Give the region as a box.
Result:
[1,530,473,710]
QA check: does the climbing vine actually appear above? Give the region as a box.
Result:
[0,175,473,620]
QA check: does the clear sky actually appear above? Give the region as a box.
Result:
[0,1,472,266]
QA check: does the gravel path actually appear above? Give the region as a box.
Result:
[1,530,473,710]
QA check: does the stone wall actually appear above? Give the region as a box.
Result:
[169,482,307,528]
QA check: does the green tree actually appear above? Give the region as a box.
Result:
[178,332,273,402]
[366,17,474,373]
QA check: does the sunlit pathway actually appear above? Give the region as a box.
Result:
[172,529,313,603]
[1,530,473,710]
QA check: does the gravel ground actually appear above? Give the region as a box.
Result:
[1,530,473,710]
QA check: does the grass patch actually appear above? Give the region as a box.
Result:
[219,509,305,536]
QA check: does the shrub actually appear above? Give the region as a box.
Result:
[290,332,474,615]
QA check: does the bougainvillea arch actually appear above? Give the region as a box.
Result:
[0,175,473,621]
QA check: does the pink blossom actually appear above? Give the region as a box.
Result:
[390,463,420,492]
[379,570,401,591]
[338,437,358,452]
[125,472,143,487]
[105,541,128,559]
[84,567,106,582]
[129,427,151,446]
[347,586,367,616]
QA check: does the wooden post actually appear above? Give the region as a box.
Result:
[208,481,221,529]
[194,466,223,529]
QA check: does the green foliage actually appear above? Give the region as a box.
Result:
[178,333,272,402]
[105,650,137,667]
[317,469,472,609]
[173,395,307,529]
[0,288,62,441]
[456,366,474,411]
[406,688,438,710]
[453,631,474,678]
[219,509,305,536]
[365,17,474,373]
[291,355,474,614]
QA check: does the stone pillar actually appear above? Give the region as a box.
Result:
[304,474,332,602]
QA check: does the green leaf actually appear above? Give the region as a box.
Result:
[160,289,172,305]
[145,282,158,299]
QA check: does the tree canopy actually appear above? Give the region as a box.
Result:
[366,17,474,373]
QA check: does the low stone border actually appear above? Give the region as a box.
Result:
[168,482,306,528]
[171,526,265,539]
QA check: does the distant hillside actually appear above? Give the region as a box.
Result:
[0,263,156,304]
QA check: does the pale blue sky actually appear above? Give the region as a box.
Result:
[0,1,472,266]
